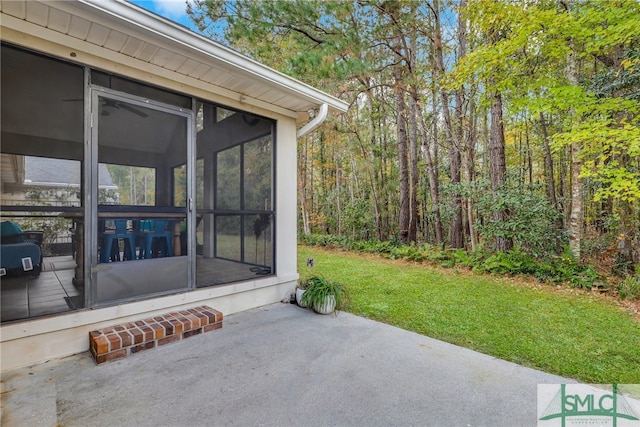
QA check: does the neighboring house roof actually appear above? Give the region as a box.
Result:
[25,157,116,189]
[0,0,349,120]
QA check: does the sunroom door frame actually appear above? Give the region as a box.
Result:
[86,85,195,308]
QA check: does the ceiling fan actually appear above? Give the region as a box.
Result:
[62,98,149,118]
[99,98,149,118]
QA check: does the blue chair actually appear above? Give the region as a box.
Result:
[100,220,136,263]
[0,221,43,276]
[139,220,173,259]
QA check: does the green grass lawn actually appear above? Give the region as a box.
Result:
[298,246,640,384]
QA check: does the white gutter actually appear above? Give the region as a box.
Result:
[296,104,329,138]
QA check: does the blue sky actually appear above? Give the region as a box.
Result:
[129,0,198,31]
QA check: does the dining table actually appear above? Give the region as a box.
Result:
[64,211,187,286]
[1,206,189,286]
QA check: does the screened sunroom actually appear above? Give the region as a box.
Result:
[0,0,347,371]
[2,44,279,313]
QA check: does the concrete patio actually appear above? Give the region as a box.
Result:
[1,302,571,426]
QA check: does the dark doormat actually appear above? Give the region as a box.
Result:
[64,296,84,310]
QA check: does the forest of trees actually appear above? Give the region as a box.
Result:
[187,0,640,275]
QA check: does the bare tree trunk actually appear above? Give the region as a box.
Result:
[618,199,638,272]
[558,146,568,226]
[569,140,582,259]
[395,64,410,244]
[484,19,513,252]
[490,90,513,252]
[449,141,463,247]
[465,94,478,251]
[408,95,419,243]
[299,137,311,235]
[454,0,468,248]
[556,0,582,259]
[370,174,382,240]
[432,88,443,245]
[301,203,311,235]
[381,108,391,239]
[525,119,533,184]
[567,41,582,259]
[363,82,384,240]
[539,112,563,252]
[418,99,443,245]
[540,112,558,210]
[408,40,419,243]
[349,153,357,202]
[433,0,462,248]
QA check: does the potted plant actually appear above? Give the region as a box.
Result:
[296,281,308,308]
[299,275,346,315]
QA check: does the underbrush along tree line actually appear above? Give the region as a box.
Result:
[301,234,640,300]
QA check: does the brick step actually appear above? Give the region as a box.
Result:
[89,306,223,364]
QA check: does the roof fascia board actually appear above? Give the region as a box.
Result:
[68,0,348,113]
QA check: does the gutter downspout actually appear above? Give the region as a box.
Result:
[296,103,329,138]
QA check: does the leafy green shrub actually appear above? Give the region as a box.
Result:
[301,233,351,248]
[388,244,426,261]
[618,275,640,300]
[354,239,397,255]
[451,249,473,267]
[474,180,564,257]
[531,260,560,282]
[341,198,376,241]
[567,266,600,289]
[479,249,538,275]
[437,249,477,268]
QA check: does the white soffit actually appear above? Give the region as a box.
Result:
[0,0,349,116]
